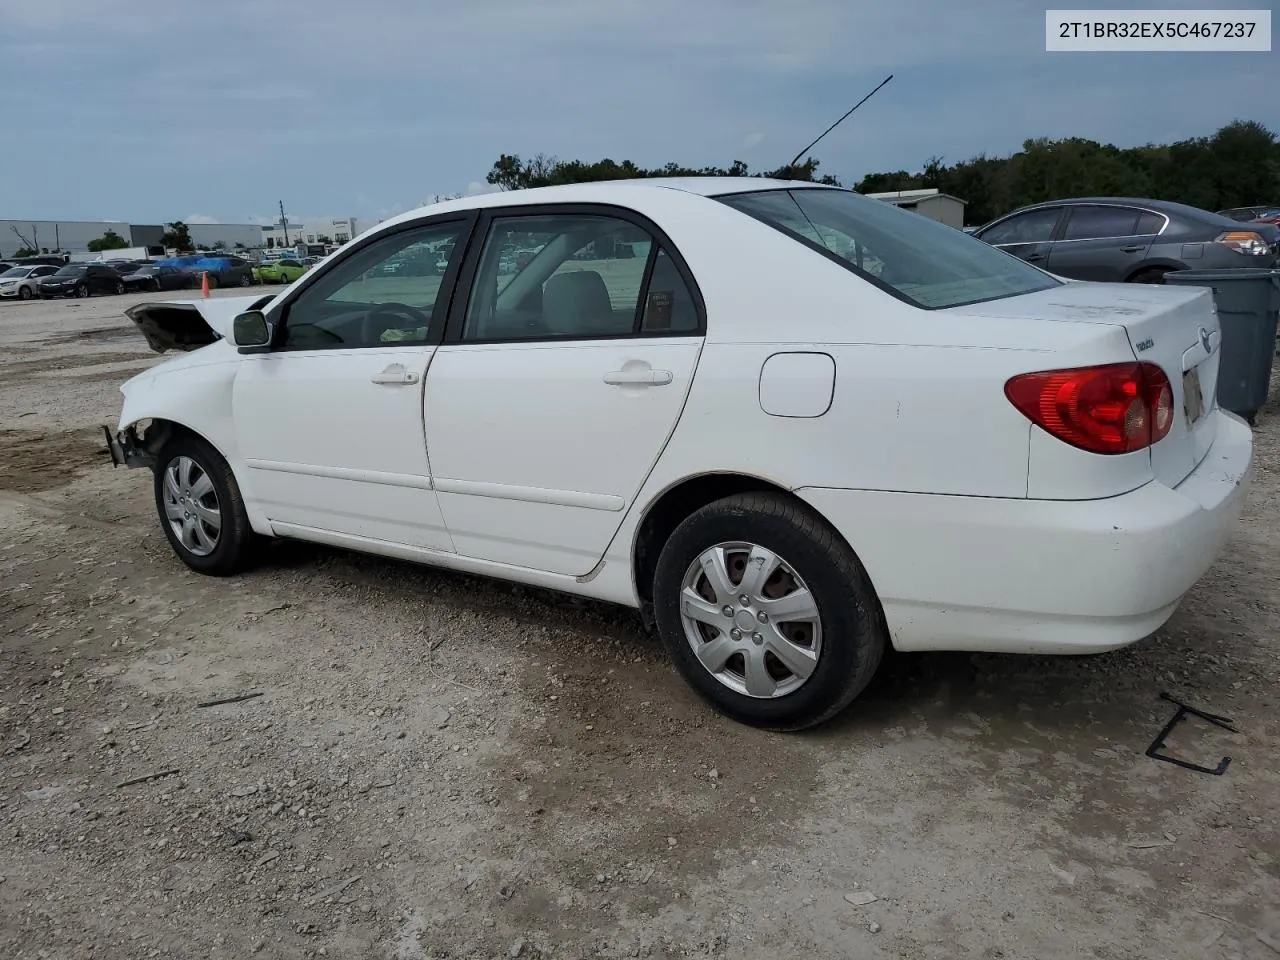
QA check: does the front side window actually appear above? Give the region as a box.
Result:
[723,188,1060,309]
[279,220,466,350]
[461,213,698,342]
[976,208,1063,246]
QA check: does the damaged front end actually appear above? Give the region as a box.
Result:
[102,419,176,470]
[126,294,275,354]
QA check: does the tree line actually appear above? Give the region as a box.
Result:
[486,120,1279,226]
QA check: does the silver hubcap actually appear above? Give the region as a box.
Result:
[161,456,221,557]
[679,542,822,699]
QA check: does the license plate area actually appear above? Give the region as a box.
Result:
[1183,366,1204,426]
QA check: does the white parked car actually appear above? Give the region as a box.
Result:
[107,179,1252,730]
[0,263,59,300]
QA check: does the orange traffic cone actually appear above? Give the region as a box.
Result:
[200,271,210,298]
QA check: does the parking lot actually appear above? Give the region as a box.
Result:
[1,290,1277,960]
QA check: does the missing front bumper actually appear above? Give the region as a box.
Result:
[101,424,157,470]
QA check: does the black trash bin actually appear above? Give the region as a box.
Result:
[1163,267,1280,425]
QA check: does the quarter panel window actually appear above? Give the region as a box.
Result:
[279,221,465,350]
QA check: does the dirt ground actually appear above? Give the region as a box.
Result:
[1,290,1277,960]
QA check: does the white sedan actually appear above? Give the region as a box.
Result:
[107,178,1252,730]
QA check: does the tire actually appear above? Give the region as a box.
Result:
[18,286,31,301]
[76,284,89,298]
[153,433,256,576]
[114,280,125,295]
[652,492,887,731]
[239,273,252,288]
[1129,268,1169,284]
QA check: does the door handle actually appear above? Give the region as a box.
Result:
[1025,253,1046,262]
[1120,245,1145,253]
[371,364,420,385]
[603,369,673,386]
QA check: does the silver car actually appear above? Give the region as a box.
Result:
[0,263,59,300]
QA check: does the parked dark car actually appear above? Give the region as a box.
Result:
[191,255,255,288]
[972,197,1279,283]
[1218,204,1280,223]
[37,263,126,298]
[120,263,195,292]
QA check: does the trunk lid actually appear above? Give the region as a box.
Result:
[948,281,1221,489]
[125,294,274,353]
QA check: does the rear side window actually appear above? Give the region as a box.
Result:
[723,188,1060,310]
[1062,206,1140,240]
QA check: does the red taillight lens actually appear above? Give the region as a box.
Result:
[1005,362,1174,454]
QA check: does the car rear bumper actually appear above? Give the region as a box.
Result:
[796,409,1253,655]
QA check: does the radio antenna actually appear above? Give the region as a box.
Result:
[783,74,894,174]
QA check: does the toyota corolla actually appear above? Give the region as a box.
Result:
[107,178,1252,730]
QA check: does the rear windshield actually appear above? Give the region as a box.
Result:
[720,188,1061,309]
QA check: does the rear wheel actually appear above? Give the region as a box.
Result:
[1129,268,1169,284]
[239,273,252,287]
[652,492,887,730]
[153,434,256,576]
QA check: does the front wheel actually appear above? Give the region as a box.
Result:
[153,434,256,576]
[114,280,125,295]
[18,286,32,301]
[652,492,887,731]
[76,284,89,298]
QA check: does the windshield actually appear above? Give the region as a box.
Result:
[0,267,30,279]
[54,265,86,276]
[719,188,1061,310]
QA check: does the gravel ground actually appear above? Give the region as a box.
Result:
[1,290,1278,960]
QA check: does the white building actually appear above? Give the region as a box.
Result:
[864,188,968,229]
[261,217,359,249]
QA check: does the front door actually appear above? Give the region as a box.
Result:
[976,206,1064,269]
[232,216,473,550]
[424,208,705,576]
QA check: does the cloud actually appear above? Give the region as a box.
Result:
[184,214,218,225]
[0,0,1274,221]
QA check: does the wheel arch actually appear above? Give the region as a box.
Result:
[1124,259,1183,282]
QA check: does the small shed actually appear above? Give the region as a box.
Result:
[864,188,967,229]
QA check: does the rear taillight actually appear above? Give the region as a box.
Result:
[1005,362,1174,455]
[1214,231,1270,256]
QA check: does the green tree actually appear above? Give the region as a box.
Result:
[485,153,840,191]
[13,246,37,258]
[160,221,193,250]
[211,240,227,251]
[87,229,129,252]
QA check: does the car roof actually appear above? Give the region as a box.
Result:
[373,177,837,233]
[1002,196,1231,223]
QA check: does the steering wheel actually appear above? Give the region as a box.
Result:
[361,301,430,344]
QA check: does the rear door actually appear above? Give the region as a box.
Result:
[1046,205,1159,281]
[423,205,705,576]
[975,206,1064,268]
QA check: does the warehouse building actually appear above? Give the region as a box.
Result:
[1,219,265,258]
[864,188,967,229]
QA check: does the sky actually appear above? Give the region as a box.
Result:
[0,0,1274,227]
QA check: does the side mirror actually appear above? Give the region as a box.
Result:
[232,310,273,349]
